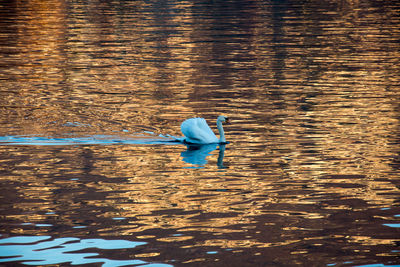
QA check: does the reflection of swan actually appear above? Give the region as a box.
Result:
[181,144,226,168]
[181,115,229,144]
[217,144,226,169]
[181,144,218,166]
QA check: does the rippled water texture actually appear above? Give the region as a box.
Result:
[1,0,399,266]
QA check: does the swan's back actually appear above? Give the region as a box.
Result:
[181,118,218,144]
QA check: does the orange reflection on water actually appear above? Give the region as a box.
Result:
[0,0,399,266]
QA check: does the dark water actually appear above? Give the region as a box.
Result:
[1,0,400,266]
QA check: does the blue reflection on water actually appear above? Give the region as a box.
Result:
[354,264,397,267]
[383,223,400,228]
[0,236,171,266]
[181,144,218,166]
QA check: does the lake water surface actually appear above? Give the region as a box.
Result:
[0,0,399,266]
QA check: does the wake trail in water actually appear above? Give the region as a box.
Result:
[0,134,183,146]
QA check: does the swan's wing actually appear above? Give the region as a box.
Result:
[181,118,218,144]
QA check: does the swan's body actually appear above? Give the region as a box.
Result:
[181,115,229,144]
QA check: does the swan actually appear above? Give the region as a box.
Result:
[180,115,229,144]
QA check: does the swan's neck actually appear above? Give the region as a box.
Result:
[217,120,225,143]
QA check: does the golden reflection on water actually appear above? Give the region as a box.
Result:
[1,0,400,265]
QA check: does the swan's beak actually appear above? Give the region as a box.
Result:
[225,117,230,124]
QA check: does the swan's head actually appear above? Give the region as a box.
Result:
[217,115,229,124]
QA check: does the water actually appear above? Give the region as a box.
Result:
[1,0,399,266]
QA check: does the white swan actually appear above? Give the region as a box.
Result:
[180,115,229,144]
